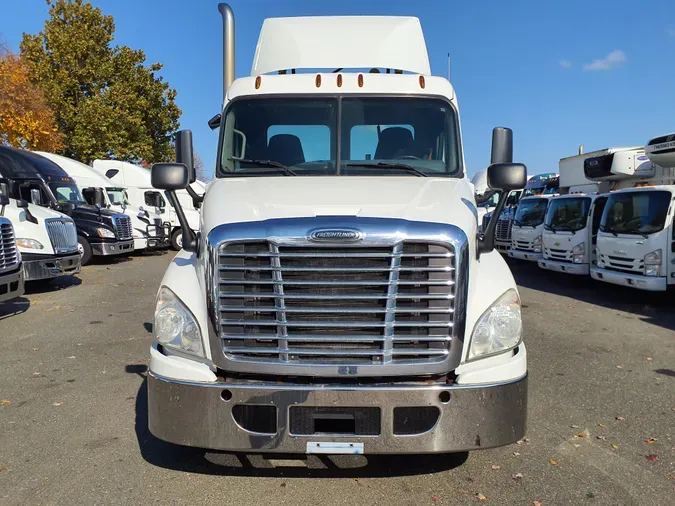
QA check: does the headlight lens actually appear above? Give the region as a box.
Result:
[572,242,585,263]
[645,265,659,277]
[154,286,204,357]
[97,227,116,239]
[532,235,542,253]
[468,289,522,360]
[16,238,44,250]
[644,249,661,265]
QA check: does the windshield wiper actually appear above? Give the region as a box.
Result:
[227,158,297,176]
[345,162,427,177]
[621,227,649,239]
[544,223,556,233]
[599,225,618,237]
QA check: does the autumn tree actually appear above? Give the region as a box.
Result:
[0,45,63,151]
[194,151,212,182]
[20,0,181,164]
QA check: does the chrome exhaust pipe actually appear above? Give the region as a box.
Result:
[218,3,235,103]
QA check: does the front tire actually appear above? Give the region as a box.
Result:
[78,236,93,266]
[171,229,183,251]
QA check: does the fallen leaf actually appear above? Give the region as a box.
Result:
[32,372,41,378]
[0,467,5,472]
[516,440,524,445]
[512,473,523,480]
[645,438,657,444]
[1,400,10,406]
[491,465,501,470]
[52,402,63,407]
[533,502,543,506]
[523,438,530,443]
[476,493,486,501]
[647,357,653,361]
[598,424,605,428]
[616,365,623,369]
[596,436,607,441]
[575,429,591,438]
[615,416,625,421]
[32,348,39,352]
[513,452,520,456]
[431,496,439,503]
[645,454,658,462]
[570,424,580,429]
[549,459,558,466]
[611,444,619,449]
[573,444,581,448]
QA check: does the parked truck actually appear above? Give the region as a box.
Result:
[507,194,556,262]
[36,152,170,251]
[92,159,201,250]
[145,6,529,455]
[590,139,675,291]
[0,147,133,266]
[0,196,24,302]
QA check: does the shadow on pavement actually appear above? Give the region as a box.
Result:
[126,366,469,478]
[508,259,675,332]
[0,296,30,320]
[24,275,82,295]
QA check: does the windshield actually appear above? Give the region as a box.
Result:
[107,187,129,206]
[48,182,85,204]
[218,96,461,177]
[514,198,549,227]
[602,190,671,235]
[545,197,591,232]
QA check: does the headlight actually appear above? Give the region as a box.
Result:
[468,289,522,361]
[532,235,542,253]
[97,227,116,239]
[572,242,585,264]
[644,249,661,265]
[16,238,44,250]
[645,265,659,277]
[154,286,204,357]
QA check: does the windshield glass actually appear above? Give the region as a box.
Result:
[514,198,549,227]
[602,190,671,235]
[545,197,591,232]
[48,182,85,204]
[219,96,461,177]
[107,187,129,206]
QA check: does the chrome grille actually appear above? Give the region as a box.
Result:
[113,214,133,240]
[217,242,455,367]
[495,218,513,242]
[45,218,78,253]
[599,253,642,273]
[0,220,19,273]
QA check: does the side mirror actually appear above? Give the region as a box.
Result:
[487,163,528,191]
[208,113,222,130]
[151,163,190,190]
[490,127,514,164]
[16,199,29,209]
[30,188,43,206]
[175,130,196,184]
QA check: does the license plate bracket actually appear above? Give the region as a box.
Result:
[306,442,364,455]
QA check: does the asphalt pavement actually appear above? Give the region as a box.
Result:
[0,251,673,505]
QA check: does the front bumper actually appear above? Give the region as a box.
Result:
[0,265,24,302]
[538,258,589,275]
[91,239,134,256]
[148,370,527,454]
[494,240,511,253]
[507,249,542,262]
[23,253,80,281]
[590,267,666,291]
[145,222,172,249]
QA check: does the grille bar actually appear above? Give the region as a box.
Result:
[219,265,454,273]
[219,279,455,286]
[221,334,453,342]
[45,218,78,254]
[0,222,19,273]
[219,293,455,300]
[220,319,453,328]
[113,215,133,240]
[222,347,450,357]
[219,306,454,314]
[220,251,453,259]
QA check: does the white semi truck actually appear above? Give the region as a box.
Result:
[145,6,529,455]
[92,159,201,250]
[590,138,675,291]
[0,196,24,302]
[36,152,170,251]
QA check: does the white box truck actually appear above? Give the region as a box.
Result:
[145,5,529,454]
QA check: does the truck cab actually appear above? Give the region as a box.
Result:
[538,192,607,275]
[36,152,170,251]
[0,147,134,266]
[587,140,675,291]
[93,159,201,251]
[0,196,24,302]
[146,6,529,455]
[507,194,555,262]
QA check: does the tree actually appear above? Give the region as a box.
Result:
[193,151,212,182]
[20,0,181,163]
[0,45,63,151]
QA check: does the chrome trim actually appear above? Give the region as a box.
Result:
[23,253,80,281]
[0,264,24,303]
[44,217,78,254]
[111,214,133,241]
[91,240,134,256]
[0,219,19,274]
[206,216,469,377]
[147,371,527,453]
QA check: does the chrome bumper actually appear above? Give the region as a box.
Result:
[538,258,589,275]
[0,266,24,302]
[23,253,80,281]
[148,372,527,454]
[91,240,134,256]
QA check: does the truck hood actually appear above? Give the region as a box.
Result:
[201,176,477,235]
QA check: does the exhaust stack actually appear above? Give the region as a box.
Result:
[218,3,235,103]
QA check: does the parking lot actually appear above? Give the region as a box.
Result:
[0,252,673,505]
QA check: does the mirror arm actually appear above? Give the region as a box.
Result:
[165,190,198,253]
[186,184,204,206]
[18,202,39,225]
[475,189,498,205]
[477,190,509,256]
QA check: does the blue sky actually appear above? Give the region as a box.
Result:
[2,0,675,178]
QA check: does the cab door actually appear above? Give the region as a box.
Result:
[668,194,675,285]
[589,196,608,266]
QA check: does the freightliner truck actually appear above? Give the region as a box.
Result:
[147,6,529,454]
[0,195,24,302]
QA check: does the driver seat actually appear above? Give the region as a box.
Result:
[374,127,414,159]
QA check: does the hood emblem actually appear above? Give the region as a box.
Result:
[554,241,560,247]
[308,228,364,242]
[613,250,627,256]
